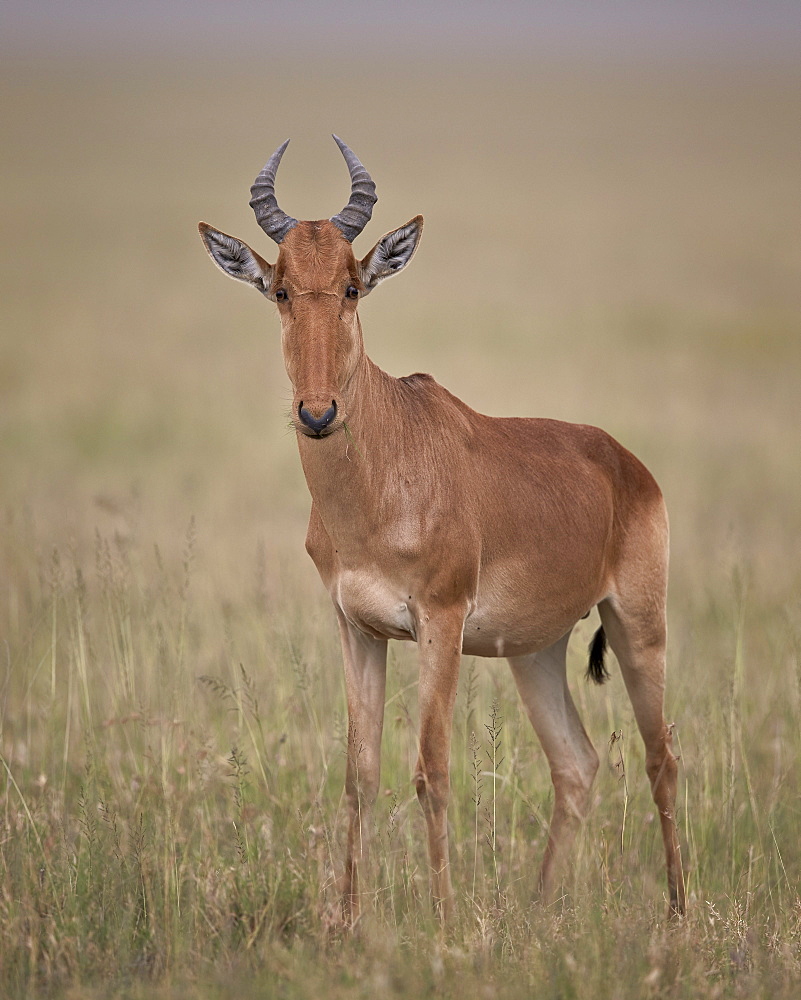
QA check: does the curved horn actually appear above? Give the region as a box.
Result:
[249,139,299,243]
[329,135,377,242]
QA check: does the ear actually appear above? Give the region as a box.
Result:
[358,216,423,295]
[198,222,275,298]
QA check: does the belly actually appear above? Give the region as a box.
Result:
[461,608,577,657]
[462,557,604,656]
[332,562,601,656]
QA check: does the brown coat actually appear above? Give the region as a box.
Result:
[200,157,685,924]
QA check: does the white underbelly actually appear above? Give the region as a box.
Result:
[332,567,593,656]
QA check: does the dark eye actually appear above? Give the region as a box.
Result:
[275,288,288,302]
[346,285,359,300]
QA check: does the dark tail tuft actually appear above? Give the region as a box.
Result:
[587,626,610,684]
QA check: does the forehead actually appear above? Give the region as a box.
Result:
[276,220,359,291]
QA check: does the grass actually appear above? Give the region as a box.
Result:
[1,522,800,997]
[1,50,800,998]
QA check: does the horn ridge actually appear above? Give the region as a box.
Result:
[249,139,299,244]
[330,135,378,242]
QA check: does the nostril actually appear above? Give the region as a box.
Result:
[298,400,338,434]
[325,401,337,427]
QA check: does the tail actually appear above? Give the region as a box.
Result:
[586,625,610,684]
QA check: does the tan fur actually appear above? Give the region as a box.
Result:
[204,216,686,923]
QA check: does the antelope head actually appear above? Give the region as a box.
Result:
[199,137,423,438]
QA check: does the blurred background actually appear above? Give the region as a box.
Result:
[1,5,800,982]
[2,0,800,675]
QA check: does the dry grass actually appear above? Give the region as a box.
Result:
[1,51,800,998]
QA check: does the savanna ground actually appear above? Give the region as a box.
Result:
[1,51,800,998]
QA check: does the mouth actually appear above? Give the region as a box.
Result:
[296,422,339,439]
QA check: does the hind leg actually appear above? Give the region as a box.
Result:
[508,632,599,901]
[598,594,686,915]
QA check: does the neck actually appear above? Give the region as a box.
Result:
[294,346,475,561]
[297,350,385,476]
[295,351,412,542]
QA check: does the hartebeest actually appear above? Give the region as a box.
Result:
[199,137,686,922]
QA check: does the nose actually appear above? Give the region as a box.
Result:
[298,399,337,435]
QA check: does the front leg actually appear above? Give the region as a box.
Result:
[337,610,388,927]
[414,606,465,922]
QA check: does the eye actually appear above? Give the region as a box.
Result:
[346,285,359,300]
[275,288,288,302]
